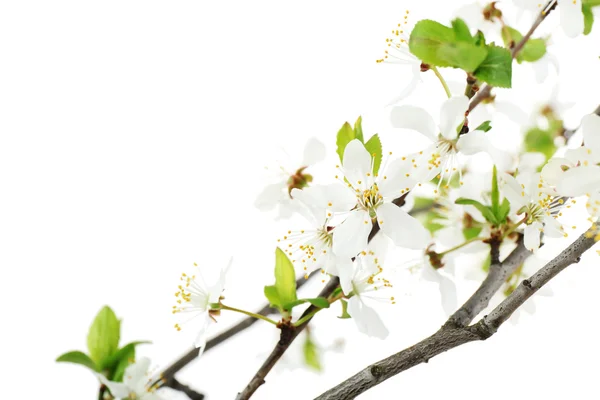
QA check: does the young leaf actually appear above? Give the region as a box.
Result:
[491,165,500,217]
[498,197,511,223]
[338,299,352,319]
[87,306,121,365]
[474,121,492,132]
[409,19,488,72]
[303,333,322,371]
[273,248,298,310]
[501,26,546,63]
[283,297,330,310]
[364,134,383,175]
[473,44,512,88]
[100,341,150,371]
[264,285,281,309]
[56,351,98,372]
[336,122,355,163]
[111,345,136,382]
[524,127,557,160]
[451,18,473,43]
[456,198,498,225]
[353,116,364,142]
[463,226,483,240]
[583,4,594,35]
[583,0,600,7]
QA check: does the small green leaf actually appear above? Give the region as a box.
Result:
[273,248,298,311]
[583,4,595,35]
[420,210,446,234]
[303,333,322,371]
[364,134,383,176]
[583,0,600,7]
[412,197,435,211]
[474,121,492,132]
[463,226,483,240]
[111,345,136,382]
[451,18,473,43]
[56,351,98,371]
[501,26,546,63]
[305,297,330,309]
[524,127,557,160]
[498,197,511,223]
[473,44,512,88]
[474,31,486,47]
[338,299,352,319]
[456,198,498,225]
[101,341,150,371]
[491,166,500,217]
[353,116,364,142]
[409,19,488,72]
[264,285,281,309]
[336,122,355,163]
[87,306,121,365]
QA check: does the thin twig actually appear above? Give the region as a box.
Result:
[468,0,558,113]
[236,194,409,399]
[170,378,205,400]
[316,224,599,399]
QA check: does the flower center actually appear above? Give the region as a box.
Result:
[358,185,383,218]
[287,166,313,197]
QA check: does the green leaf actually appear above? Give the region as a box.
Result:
[338,299,352,319]
[583,0,600,7]
[491,165,500,217]
[481,253,492,273]
[87,306,121,365]
[473,44,512,88]
[420,210,446,234]
[353,116,364,142]
[303,333,322,371]
[498,197,511,223]
[501,26,546,63]
[474,121,492,132]
[456,198,499,225]
[273,248,298,311]
[463,226,483,241]
[336,122,355,162]
[111,345,136,382]
[409,19,488,72]
[101,341,150,371]
[583,4,595,35]
[474,31,486,47]
[284,297,330,310]
[364,134,383,176]
[56,351,98,371]
[412,197,435,211]
[451,18,473,43]
[524,127,557,160]
[264,285,282,309]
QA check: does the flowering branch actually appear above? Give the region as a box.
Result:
[468,0,558,112]
[315,223,599,400]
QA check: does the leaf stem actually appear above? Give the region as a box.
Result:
[503,216,528,239]
[220,304,279,326]
[437,236,485,257]
[430,66,452,98]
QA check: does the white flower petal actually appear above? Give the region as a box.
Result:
[337,258,356,296]
[556,166,600,196]
[540,157,570,187]
[332,210,372,257]
[347,296,389,339]
[377,157,416,198]
[439,274,458,317]
[501,173,529,209]
[524,222,542,252]
[494,101,530,126]
[542,215,565,238]
[302,137,326,166]
[97,374,131,398]
[558,0,584,38]
[439,96,468,139]
[342,139,372,185]
[587,191,600,218]
[581,113,600,157]
[194,312,212,350]
[255,182,286,211]
[386,63,422,105]
[390,105,437,142]
[124,357,151,391]
[376,203,430,249]
[322,183,358,212]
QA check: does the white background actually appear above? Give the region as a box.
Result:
[1,1,600,399]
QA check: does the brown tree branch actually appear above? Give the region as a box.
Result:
[468,0,558,113]
[235,194,409,399]
[316,224,599,400]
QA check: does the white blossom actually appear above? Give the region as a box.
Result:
[97,358,163,400]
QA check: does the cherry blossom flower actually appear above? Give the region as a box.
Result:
[376,10,423,104]
[501,172,568,251]
[338,251,394,339]
[391,95,510,184]
[255,137,326,219]
[330,139,430,258]
[97,358,162,400]
[172,260,230,351]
